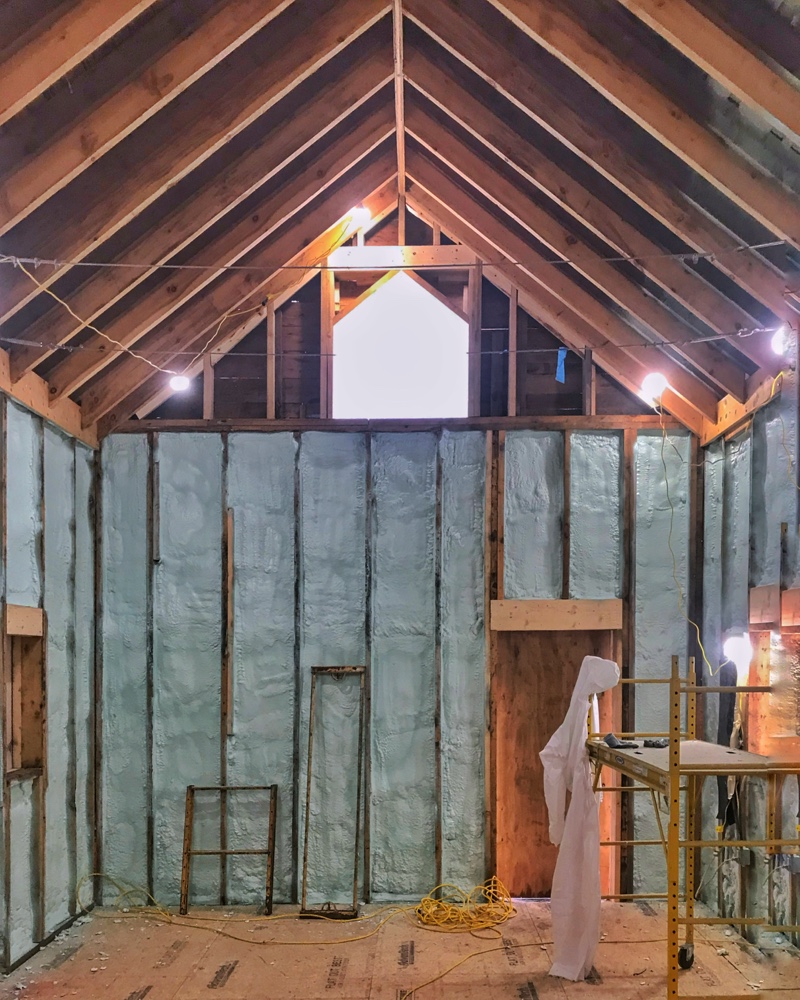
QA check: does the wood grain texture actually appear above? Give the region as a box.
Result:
[491,598,623,631]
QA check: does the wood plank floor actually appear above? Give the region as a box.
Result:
[2,901,799,999]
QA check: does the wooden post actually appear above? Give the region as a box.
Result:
[202,355,214,420]
[562,431,571,599]
[507,287,518,417]
[432,222,441,245]
[320,270,335,419]
[582,348,596,415]
[468,262,483,417]
[266,300,276,420]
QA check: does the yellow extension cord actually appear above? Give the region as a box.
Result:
[74,873,519,997]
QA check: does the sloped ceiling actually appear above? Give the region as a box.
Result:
[1,0,799,436]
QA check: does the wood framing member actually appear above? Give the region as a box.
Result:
[468,261,482,417]
[10,51,394,377]
[0,0,296,234]
[486,0,800,249]
[92,169,397,432]
[406,166,718,428]
[114,414,681,435]
[327,244,476,269]
[203,356,214,421]
[617,0,800,141]
[507,287,518,417]
[403,0,790,317]
[700,372,785,447]
[583,349,596,416]
[0,352,97,449]
[0,0,390,329]
[393,0,407,243]
[5,606,45,638]
[403,49,778,373]
[131,191,399,421]
[781,589,800,629]
[750,585,781,628]
[407,109,746,398]
[0,0,158,128]
[48,112,395,403]
[490,599,623,631]
[320,269,335,419]
[266,302,277,420]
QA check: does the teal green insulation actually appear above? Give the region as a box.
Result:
[721,433,752,635]
[43,426,76,933]
[100,434,149,898]
[2,400,94,967]
[504,431,564,598]
[298,433,367,904]
[226,433,296,903]
[569,432,623,599]
[439,430,486,886]
[632,431,690,893]
[370,433,438,899]
[152,433,222,903]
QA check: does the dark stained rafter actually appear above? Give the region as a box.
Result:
[0,0,798,441]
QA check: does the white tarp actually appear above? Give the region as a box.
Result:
[540,655,620,980]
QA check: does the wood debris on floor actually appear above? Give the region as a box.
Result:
[1,901,799,999]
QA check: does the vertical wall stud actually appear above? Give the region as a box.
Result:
[203,356,214,421]
[266,301,277,420]
[91,427,102,905]
[620,427,636,896]
[1,397,9,964]
[433,434,443,890]
[468,263,483,417]
[291,432,302,902]
[582,349,596,416]
[507,289,518,418]
[146,433,157,896]
[219,436,231,904]
[363,434,373,902]
[484,431,498,879]
[320,271,335,419]
[562,431,571,600]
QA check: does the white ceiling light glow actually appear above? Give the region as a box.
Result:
[722,634,753,686]
[169,374,191,392]
[640,372,669,405]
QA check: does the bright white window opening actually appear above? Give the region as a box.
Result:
[333,271,469,419]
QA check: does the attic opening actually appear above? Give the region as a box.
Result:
[332,271,468,419]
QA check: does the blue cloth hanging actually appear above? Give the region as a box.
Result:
[556,346,567,384]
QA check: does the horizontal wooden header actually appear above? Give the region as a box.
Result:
[491,598,623,632]
[5,604,44,637]
[327,244,476,270]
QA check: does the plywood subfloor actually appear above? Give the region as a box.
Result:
[2,901,799,999]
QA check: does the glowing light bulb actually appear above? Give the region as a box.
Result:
[169,374,191,392]
[771,324,789,356]
[640,372,669,404]
[723,634,753,686]
[349,205,371,229]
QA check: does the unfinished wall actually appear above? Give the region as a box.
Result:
[1,399,95,968]
[100,430,486,905]
[701,366,800,945]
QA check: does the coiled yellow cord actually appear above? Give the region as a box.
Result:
[414,877,515,932]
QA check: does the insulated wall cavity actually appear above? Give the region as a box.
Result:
[226,433,296,903]
[632,431,690,891]
[298,433,367,903]
[6,402,42,606]
[371,433,437,899]
[153,434,222,903]
[568,431,623,598]
[43,427,76,933]
[439,431,486,886]
[721,433,752,635]
[100,434,150,898]
[503,431,563,598]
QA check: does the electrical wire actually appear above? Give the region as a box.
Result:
[0,238,789,274]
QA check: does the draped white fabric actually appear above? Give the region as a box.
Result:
[540,655,621,981]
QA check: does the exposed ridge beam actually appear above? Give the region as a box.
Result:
[10,53,393,378]
[409,185,705,435]
[405,157,719,422]
[406,109,746,399]
[0,0,158,128]
[617,0,800,141]
[404,48,778,373]
[485,0,800,249]
[403,0,791,317]
[84,156,397,430]
[0,0,390,327]
[0,0,295,235]
[46,109,395,401]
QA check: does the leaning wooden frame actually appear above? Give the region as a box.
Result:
[300,665,367,920]
[179,783,278,916]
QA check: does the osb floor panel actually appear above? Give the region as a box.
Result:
[2,902,799,999]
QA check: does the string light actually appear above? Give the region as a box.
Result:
[169,375,191,392]
[771,323,790,356]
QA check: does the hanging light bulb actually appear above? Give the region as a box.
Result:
[169,374,191,392]
[771,324,789,356]
[640,372,669,405]
[349,205,371,229]
[723,634,753,686]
